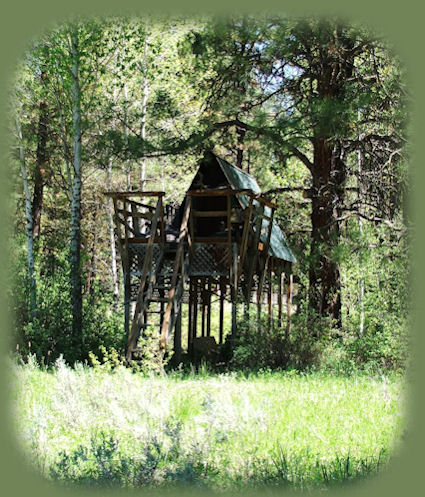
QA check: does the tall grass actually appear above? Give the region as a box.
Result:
[8,357,405,491]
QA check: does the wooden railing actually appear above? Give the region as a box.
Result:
[186,188,276,299]
[159,196,192,350]
[126,196,164,360]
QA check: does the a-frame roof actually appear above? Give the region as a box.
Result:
[192,153,296,264]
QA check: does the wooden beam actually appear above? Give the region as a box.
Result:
[267,259,273,326]
[231,243,238,336]
[206,279,211,337]
[192,278,198,342]
[277,267,283,328]
[192,210,228,218]
[188,278,193,352]
[173,305,182,365]
[219,277,225,345]
[104,191,165,197]
[286,273,293,340]
[201,277,206,338]
[117,209,154,220]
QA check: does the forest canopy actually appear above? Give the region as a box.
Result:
[9,15,410,372]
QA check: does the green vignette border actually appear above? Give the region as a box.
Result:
[0,1,422,497]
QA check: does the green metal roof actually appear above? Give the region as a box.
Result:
[215,155,296,264]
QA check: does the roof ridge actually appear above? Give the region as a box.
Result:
[213,152,259,183]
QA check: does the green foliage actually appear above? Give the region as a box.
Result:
[11,239,125,365]
[9,15,409,374]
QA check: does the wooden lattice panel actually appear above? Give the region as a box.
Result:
[128,243,162,276]
[189,243,230,276]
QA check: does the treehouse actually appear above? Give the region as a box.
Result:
[106,152,296,363]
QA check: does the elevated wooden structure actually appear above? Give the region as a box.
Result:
[106,152,296,363]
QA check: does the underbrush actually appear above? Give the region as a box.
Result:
[9,357,406,491]
[231,311,409,375]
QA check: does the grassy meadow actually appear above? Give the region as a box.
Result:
[8,357,406,492]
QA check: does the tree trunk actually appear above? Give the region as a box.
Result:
[70,29,83,349]
[106,159,120,308]
[140,34,149,190]
[236,125,246,170]
[308,137,343,327]
[32,71,49,237]
[17,118,36,319]
[85,202,98,296]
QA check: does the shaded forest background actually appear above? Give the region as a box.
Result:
[9,15,410,372]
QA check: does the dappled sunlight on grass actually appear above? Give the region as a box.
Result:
[9,358,406,491]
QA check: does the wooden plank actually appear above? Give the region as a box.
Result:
[231,243,238,336]
[192,210,228,218]
[173,306,182,365]
[160,197,165,246]
[201,277,206,338]
[267,259,273,326]
[207,279,211,337]
[255,196,278,209]
[104,191,165,197]
[286,273,293,340]
[188,279,193,352]
[277,267,283,327]
[126,199,156,211]
[219,277,225,345]
[117,209,154,220]
[192,278,198,342]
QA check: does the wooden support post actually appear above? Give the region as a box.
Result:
[277,267,283,328]
[124,280,131,337]
[219,277,225,345]
[160,197,165,246]
[286,273,293,340]
[188,278,193,352]
[201,277,206,337]
[231,243,238,336]
[267,259,273,326]
[206,279,211,337]
[173,305,182,365]
[246,203,264,299]
[192,278,198,341]
[159,276,164,328]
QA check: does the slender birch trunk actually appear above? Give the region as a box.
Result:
[107,159,120,308]
[140,33,149,191]
[16,118,36,319]
[32,70,49,238]
[56,96,73,198]
[358,150,365,335]
[123,82,131,190]
[70,29,83,345]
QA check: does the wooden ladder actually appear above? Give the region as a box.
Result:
[126,196,165,360]
[126,197,192,362]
